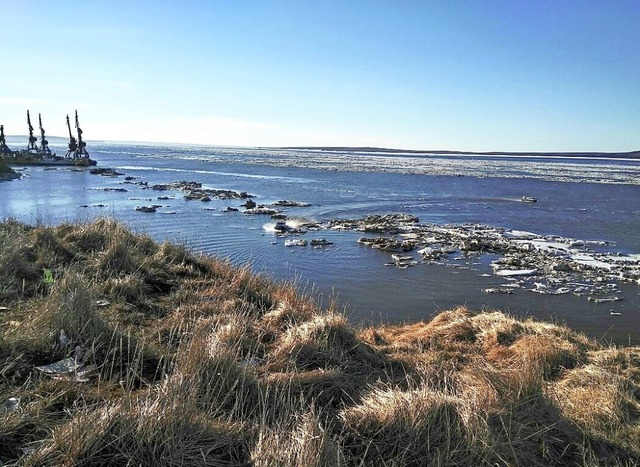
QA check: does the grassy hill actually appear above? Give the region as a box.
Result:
[1,219,638,466]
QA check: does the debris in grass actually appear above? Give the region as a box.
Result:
[2,397,20,413]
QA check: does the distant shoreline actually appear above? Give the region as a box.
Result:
[5,135,639,158]
[282,146,640,159]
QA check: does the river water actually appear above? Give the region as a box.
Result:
[2,138,639,344]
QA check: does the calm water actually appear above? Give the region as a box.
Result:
[2,138,640,344]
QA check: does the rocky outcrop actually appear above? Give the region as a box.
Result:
[150,180,253,201]
[324,213,640,302]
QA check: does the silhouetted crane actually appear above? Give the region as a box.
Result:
[39,113,52,155]
[0,124,13,155]
[64,114,78,159]
[75,110,89,157]
[27,110,38,151]
[64,111,90,160]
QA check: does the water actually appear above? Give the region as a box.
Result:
[2,137,640,344]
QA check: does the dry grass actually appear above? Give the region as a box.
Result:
[0,218,639,466]
[340,387,471,466]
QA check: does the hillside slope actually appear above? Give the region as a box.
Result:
[1,219,638,466]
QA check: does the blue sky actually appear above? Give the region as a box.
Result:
[2,1,639,151]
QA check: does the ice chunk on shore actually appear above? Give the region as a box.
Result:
[504,230,538,238]
[494,268,538,277]
[570,254,613,270]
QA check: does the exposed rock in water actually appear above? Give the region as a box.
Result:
[325,213,640,303]
[483,287,514,294]
[329,213,419,233]
[272,200,311,207]
[102,187,128,192]
[150,180,253,200]
[310,238,333,247]
[135,205,162,213]
[90,168,123,176]
[358,237,415,252]
[244,207,280,215]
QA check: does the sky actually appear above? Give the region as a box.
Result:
[2,0,639,151]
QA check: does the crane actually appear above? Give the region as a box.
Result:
[75,110,89,157]
[27,110,38,151]
[0,124,13,155]
[64,114,78,159]
[38,113,52,155]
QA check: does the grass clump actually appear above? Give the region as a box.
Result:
[0,218,639,466]
[340,387,471,466]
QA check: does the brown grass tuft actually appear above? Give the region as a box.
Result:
[169,321,261,419]
[24,396,250,467]
[550,363,640,453]
[267,313,388,374]
[252,410,346,467]
[340,387,470,466]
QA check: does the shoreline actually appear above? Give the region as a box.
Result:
[85,169,640,316]
[5,162,640,344]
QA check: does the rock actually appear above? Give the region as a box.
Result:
[135,205,162,213]
[272,200,311,207]
[358,237,414,252]
[274,220,290,232]
[152,181,253,201]
[310,238,333,246]
[483,288,513,294]
[243,199,257,209]
[588,296,623,303]
[244,207,280,215]
[90,168,122,176]
[417,246,448,261]
[325,213,640,304]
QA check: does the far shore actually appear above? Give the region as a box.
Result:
[282,146,640,159]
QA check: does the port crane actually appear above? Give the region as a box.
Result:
[75,111,89,157]
[38,113,52,155]
[0,125,12,155]
[27,110,38,152]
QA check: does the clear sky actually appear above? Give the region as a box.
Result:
[2,1,639,151]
